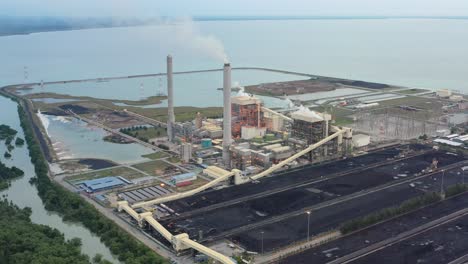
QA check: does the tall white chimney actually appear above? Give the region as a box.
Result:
[222,63,232,167]
[167,55,175,142]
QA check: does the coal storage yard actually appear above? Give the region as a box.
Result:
[157,144,465,252]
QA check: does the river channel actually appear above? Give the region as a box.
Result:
[0,95,120,263]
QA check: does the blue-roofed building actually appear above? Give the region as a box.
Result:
[170,172,197,185]
[80,176,126,193]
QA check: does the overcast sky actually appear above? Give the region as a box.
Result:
[2,0,468,17]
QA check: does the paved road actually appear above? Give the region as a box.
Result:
[53,172,194,264]
[12,66,318,87]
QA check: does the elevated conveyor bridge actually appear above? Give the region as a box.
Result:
[118,127,350,263]
[117,201,236,264]
[132,127,347,209]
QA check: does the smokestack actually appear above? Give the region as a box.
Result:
[222,63,232,167]
[167,55,175,142]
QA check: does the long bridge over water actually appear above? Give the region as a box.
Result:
[15,67,318,87]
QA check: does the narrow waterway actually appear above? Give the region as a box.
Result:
[0,95,120,263]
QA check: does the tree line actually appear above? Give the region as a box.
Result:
[0,199,91,263]
[340,192,441,234]
[0,123,25,159]
[0,160,24,190]
[17,103,166,264]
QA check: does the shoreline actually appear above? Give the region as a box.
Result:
[2,16,468,38]
[0,87,168,264]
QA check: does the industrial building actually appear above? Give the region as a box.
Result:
[288,107,351,161]
[79,176,127,193]
[231,95,266,139]
[436,89,452,98]
[170,172,197,187]
[162,57,355,173]
[180,143,192,163]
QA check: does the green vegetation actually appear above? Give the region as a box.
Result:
[0,124,17,141]
[0,199,91,263]
[26,92,221,123]
[17,104,166,264]
[103,134,132,144]
[0,160,24,190]
[0,124,21,155]
[333,116,354,126]
[132,160,173,175]
[167,156,181,163]
[244,85,276,96]
[120,126,167,143]
[231,252,255,264]
[397,88,428,95]
[67,166,146,182]
[340,192,441,234]
[4,151,11,159]
[15,136,25,146]
[157,144,169,150]
[7,144,14,152]
[445,184,468,197]
[419,134,429,140]
[93,254,113,264]
[26,92,166,107]
[142,151,170,160]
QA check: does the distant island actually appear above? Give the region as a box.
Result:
[0,16,160,36]
[1,15,468,37]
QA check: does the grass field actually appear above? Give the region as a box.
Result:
[131,160,175,175]
[27,92,223,123]
[396,88,429,95]
[66,166,146,182]
[141,151,170,160]
[334,116,354,126]
[122,126,167,141]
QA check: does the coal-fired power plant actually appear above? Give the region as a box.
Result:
[222,63,232,167]
[167,55,175,142]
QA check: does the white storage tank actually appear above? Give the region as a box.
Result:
[436,89,452,98]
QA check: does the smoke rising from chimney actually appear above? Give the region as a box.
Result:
[173,17,229,63]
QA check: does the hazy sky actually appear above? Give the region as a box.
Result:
[2,0,468,17]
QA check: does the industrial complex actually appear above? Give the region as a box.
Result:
[5,54,468,264]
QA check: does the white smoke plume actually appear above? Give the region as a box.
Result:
[234,81,251,97]
[294,105,324,120]
[173,17,229,63]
